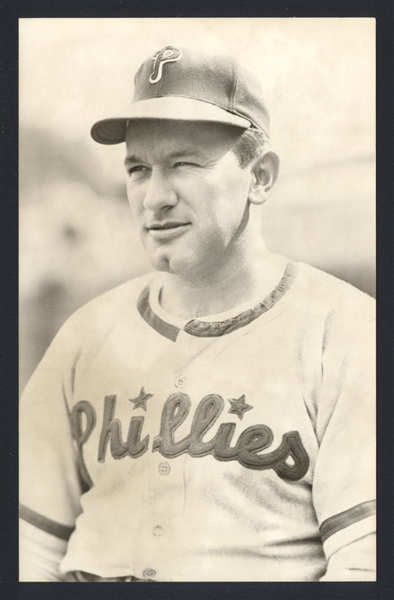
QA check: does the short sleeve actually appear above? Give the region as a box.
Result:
[312,314,376,561]
[19,519,69,581]
[19,321,84,539]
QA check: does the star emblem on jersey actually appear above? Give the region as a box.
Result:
[227,395,253,420]
[129,387,153,411]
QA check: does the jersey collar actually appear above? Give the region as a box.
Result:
[137,261,297,342]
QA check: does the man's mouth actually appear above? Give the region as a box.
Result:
[146,222,191,240]
[147,222,189,231]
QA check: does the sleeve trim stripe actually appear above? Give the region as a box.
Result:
[320,500,376,543]
[19,504,74,541]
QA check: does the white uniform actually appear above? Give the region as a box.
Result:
[19,260,376,581]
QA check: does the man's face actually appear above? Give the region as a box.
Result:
[125,120,254,280]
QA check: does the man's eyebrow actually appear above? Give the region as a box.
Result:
[124,155,142,167]
[124,149,201,167]
[166,149,201,160]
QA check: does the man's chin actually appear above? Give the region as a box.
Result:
[147,251,192,277]
[147,251,177,274]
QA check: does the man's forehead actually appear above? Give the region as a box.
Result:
[125,121,202,157]
[124,119,244,152]
[125,118,213,139]
[126,118,190,139]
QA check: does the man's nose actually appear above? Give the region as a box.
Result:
[143,170,178,212]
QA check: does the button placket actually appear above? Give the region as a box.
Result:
[172,330,197,392]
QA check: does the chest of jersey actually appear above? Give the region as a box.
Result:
[69,314,319,488]
[62,313,326,581]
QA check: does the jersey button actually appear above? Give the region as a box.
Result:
[152,525,163,536]
[175,376,186,389]
[158,462,171,476]
[143,568,156,579]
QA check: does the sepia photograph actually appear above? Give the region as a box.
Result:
[18,17,376,583]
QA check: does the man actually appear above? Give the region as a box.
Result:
[19,46,376,582]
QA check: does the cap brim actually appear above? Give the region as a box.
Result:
[90,97,251,144]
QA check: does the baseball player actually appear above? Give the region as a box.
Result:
[19,46,376,582]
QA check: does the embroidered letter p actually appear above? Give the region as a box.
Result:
[70,400,97,488]
[149,46,182,84]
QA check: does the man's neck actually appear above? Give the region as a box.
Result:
[159,249,287,320]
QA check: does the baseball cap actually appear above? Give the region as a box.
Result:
[91,46,270,144]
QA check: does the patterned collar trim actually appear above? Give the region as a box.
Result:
[137,261,297,341]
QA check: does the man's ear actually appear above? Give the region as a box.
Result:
[248,151,280,206]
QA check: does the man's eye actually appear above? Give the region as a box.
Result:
[128,166,149,176]
[173,161,198,168]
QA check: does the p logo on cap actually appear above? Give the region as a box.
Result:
[149,46,182,84]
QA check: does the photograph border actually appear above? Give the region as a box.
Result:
[1,1,393,599]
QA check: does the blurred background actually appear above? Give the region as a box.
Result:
[19,18,375,391]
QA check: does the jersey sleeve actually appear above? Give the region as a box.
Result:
[319,532,376,581]
[19,519,69,581]
[312,311,376,565]
[19,318,85,568]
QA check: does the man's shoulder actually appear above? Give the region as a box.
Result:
[59,272,155,340]
[28,273,157,380]
[294,261,375,322]
[77,272,154,317]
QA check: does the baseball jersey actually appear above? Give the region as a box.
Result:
[19,259,376,582]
